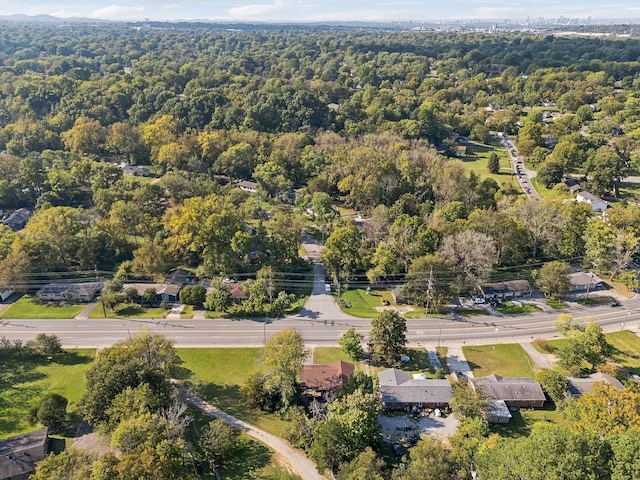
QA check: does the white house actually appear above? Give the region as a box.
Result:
[576,191,608,212]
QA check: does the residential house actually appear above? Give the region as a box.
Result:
[0,428,48,480]
[378,368,452,409]
[453,145,467,156]
[119,162,150,176]
[227,282,247,303]
[121,283,181,303]
[37,281,103,303]
[478,279,533,300]
[2,209,31,231]
[165,268,196,286]
[576,191,608,212]
[563,177,582,194]
[299,361,356,400]
[566,372,624,398]
[568,271,604,292]
[237,180,258,193]
[470,374,546,408]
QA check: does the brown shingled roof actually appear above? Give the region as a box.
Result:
[299,361,356,392]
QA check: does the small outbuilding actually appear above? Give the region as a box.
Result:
[568,271,604,292]
[486,399,512,424]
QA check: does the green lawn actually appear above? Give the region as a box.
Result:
[313,347,354,364]
[529,177,553,198]
[459,142,518,189]
[605,330,640,374]
[338,288,396,318]
[463,344,535,377]
[546,298,569,309]
[89,304,169,319]
[0,349,96,439]
[457,309,489,317]
[176,348,289,437]
[495,301,540,315]
[0,295,86,319]
[490,403,565,438]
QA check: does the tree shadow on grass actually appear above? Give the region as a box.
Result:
[56,350,94,366]
[220,437,272,479]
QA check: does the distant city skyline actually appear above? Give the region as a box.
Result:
[0,0,639,23]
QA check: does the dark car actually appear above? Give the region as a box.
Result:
[608,301,622,307]
[392,443,405,456]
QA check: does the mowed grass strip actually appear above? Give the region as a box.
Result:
[339,288,396,318]
[0,295,85,319]
[313,346,353,364]
[89,304,169,319]
[177,348,289,437]
[605,330,640,374]
[0,349,96,439]
[462,343,535,377]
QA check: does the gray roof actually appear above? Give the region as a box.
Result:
[487,399,512,422]
[378,368,410,386]
[471,374,546,403]
[0,428,48,480]
[380,381,453,405]
[566,372,624,397]
[577,191,606,204]
[38,281,103,298]
[378,368,452,404]
[480,279,532,296]
[121,283,181,296]
[568,271,603,288]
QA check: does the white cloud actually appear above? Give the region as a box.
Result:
[88,4,145,20]
[227,0,288,19]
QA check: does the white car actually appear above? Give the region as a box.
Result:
[473,297,486,304]
[325,283,331,293]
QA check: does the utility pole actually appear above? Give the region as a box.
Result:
[425,266,434,315]
[584,271,593,303]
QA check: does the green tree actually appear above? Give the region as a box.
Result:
[199,419,239,475]
[449,379,488,420]
[205,284,233,312]
[30,393,68,431]
[26,333,63,358]
[336,447,386,480]
[322,221,368,286]
[369,310,406,366]
[263,327,307,409]
[391,434,452,480]
[178,285,206,306]
[30,449,96,480]
[535,260,571,298]
[487,151,500,174]
[535,368,569,405]
[339,327,364,361]
[609,431,640,480]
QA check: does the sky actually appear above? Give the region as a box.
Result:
[0,0,639,23]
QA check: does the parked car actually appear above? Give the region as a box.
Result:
[473,297,486,304]
[392,443,405,457]
[608,300,622,307]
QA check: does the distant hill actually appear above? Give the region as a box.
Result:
[0,14,104,24]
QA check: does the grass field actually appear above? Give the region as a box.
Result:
[463,344,535,377]
[0,295,85,319]
[490,403,565,438]
[546,298,569,309]
[313,346,354,364]
[177,348,289,437]
[495,301,540,315]
[89,304,168,319]
[0,349,95,439]
[338,288,396,318]
[605,330,640,374]
[459,142,518,189]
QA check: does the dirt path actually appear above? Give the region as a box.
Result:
[173,381,326,480]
